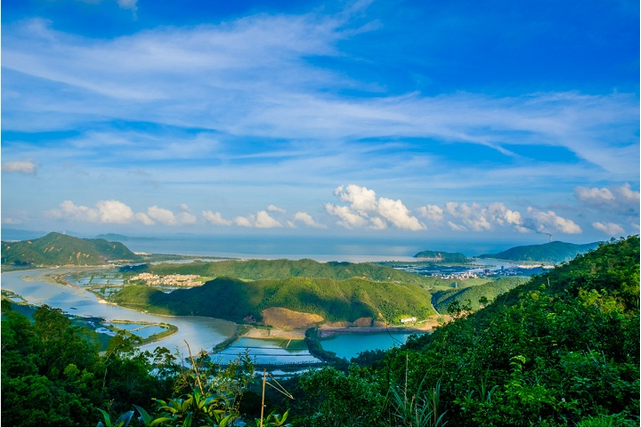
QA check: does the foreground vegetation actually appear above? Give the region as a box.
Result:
[1,236,638,426]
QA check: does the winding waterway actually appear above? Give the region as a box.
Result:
[2,268,237,355]
[2,267,426,364]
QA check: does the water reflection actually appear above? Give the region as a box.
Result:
[2,269,236,355]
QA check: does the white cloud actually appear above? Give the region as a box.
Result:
[96,200,135,224]
[369,217,387,230]
[234,216,253,228]
[324,203,367,229]
[147,206,178,225]
[592,221,625,235]
[575,183,640,213]
[233,211,283,228]
[526,207,582,234]
[267,205,286,213]
[445,202,492,232]
[135,212,155,225]
[255,210,282,228]
[177,211,197,225]
[293,211,327,228]
[377,197,426,231]
[335,184,377,213]
[419,205,444,222]
[327,184,425,230]
[447,221,467,232]
[47,199,134,224]
[202,210,232,226]
[2,161,37,174]
[487,202,523,227]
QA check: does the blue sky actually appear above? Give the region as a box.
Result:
[2,0,639,243]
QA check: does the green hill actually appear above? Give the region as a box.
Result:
[110,275,436,325]
[381,236,640,426]
[431,276,527,313]
[1,232,139,267]
[413,250,468,263]
[139,258,447,288]
[478,240,601,264]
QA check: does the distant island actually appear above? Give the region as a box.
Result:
[478,240,601,264]
[413,250,468,263]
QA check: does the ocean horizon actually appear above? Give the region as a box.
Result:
[1,228,566,262]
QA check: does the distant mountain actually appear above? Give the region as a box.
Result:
[478,241,601,264]
[1,232,139,267]
[414,250,468,263]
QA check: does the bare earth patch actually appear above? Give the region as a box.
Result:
[261,307,323,329]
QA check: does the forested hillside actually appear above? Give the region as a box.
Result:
[2,236,638,427]
[139,258,448,288]
[110,276,436,324]
[295,236,639,426]
[413,249,468,262]
[479,240,601,263]
[1,232,138,267]
[431,276,527,313]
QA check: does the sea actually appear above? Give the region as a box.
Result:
[90,234,538,262]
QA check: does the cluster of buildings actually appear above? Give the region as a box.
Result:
[130,272,202,288]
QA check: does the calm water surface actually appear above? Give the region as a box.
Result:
[1,269,237,355]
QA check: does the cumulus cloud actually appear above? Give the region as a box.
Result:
[377,197,426,231]
[592,221,625,235]
[445,202,492,232]
[96,200,135,223]
[334,184,377,214]
[146,206,178,225]
[202,210,232,226]
[525,208,582,234]
[234,216,253,228]
[575,183,640,213]
[255,210,282,228]
[327,184,425,230]
[233,211,283,228]
[369,217,387,230]
[135,212,155,225]
[267,205,286,213]
[47,200,134,224]
[2,161,37,174]
[144,205,197,226]
[419,205,444,222]
[293,211,327,228]
[324,203,368,229]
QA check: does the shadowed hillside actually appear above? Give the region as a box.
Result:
[110,275,436,325]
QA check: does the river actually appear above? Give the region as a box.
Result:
[1,268,236,355]
[2,268,418,364]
